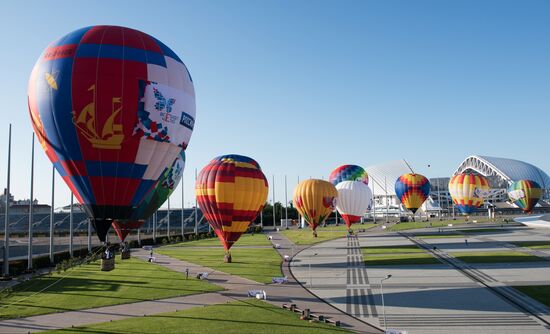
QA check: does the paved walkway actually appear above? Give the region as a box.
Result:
[0,234,381,333]
[292,226,550,334]
[266,231,382,333]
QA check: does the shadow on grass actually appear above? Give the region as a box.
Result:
[364,257,440,266]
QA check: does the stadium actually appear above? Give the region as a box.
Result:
[366,155,550,218]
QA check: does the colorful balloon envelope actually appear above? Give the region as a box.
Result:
[113,150,186,242]
[28,26,195,242]
[196,155,268,260]
[508,180,542,213]
[293,179,338,236]
[395,173,430,214]
[335,181,372,229]
[329,165,368,186]
[448,173,490,214]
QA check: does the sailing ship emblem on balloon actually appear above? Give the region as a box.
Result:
[73,85,124,149]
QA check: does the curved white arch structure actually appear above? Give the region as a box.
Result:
[454,155,550,189]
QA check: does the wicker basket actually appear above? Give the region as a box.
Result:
[101,257,115,271]
[121,249,131,260]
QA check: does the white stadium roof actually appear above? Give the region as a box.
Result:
[365,159,414,196]
[454,155,550,189]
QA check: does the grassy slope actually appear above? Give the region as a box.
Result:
[451,251,547,264]
[510,241,550,249]
[282,224,375,245]
[157,247,282,284]
[413,234,464,239]
[388,218,492,232]
[513,286,550,307]
[170,233,272,247]
[0,257,220,319]
[44,299,350,334]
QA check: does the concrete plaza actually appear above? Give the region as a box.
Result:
[291,224,550,333]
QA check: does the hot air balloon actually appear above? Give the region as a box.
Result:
[448,173,489,214]
[335,181,372,231]
[113,150,186,243]
[395,173,430,217]
[28,26,195,242]
[329,165,368,186]
[196,155,268,262]
[508,180,542,213]
[293,179,338,237]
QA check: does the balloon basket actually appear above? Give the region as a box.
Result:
[121,249,131,260]
[224,253,232,263]
[101,258,115,271]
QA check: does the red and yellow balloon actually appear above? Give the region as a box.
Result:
[196,155,268,262]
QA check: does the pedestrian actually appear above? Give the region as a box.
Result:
[465,239,468,246]
[185,268,189,279]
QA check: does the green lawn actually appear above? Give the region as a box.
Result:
[171,233,272,247]
[456,228,508,234]
[44,299,349,334]
[513,286,550,307]
[362,244,439,266]
[510,241,550,249]
[451,251,547,264]
[0,257,221,319]
[157,247,282,284]
[282,224,375,245]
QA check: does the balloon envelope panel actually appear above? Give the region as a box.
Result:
[508,180,542,213]
[132,150,186,220]
[394,173,430,214]
[448,173,489,214]
[335,181,372,228]
[28,25,195,241]
[329,165,368,186]
[113,150,186,242]
[196,155,268,251]
[293,179,338,231]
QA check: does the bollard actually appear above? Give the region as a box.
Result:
[300,308,311,320]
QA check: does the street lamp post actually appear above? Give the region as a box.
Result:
[380,274,392,330]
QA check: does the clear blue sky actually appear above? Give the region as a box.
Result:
[0,0,549,208]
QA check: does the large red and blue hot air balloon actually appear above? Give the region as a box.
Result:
[28,26,195,242]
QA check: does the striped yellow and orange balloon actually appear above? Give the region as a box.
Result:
[293,179,338,237]
[196,155,268,260]
[448,173,490,214]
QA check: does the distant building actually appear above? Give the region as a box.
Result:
[0,188,51,214]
